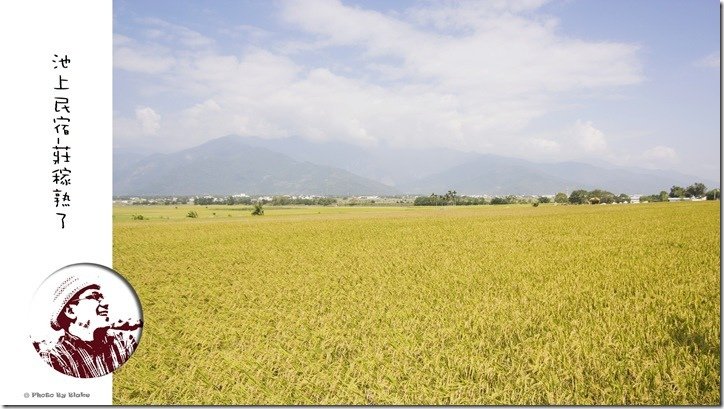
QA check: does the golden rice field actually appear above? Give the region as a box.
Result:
[112,201,720,404]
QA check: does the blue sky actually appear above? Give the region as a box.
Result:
[113,0,720,181]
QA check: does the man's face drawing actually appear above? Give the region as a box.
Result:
[66,288,110,331]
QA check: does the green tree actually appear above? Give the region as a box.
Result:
[685,182,706,198]
[414,196,430,206]
[590,189,615,204]
[706,188,720,200]
[538,196,551,204]
[271,196,291,206]
[615,193,630,203]
[554,192,568,204]
[444,190,458,205]
[431,193,440,206]
[568,189,589,204]
[640,193,666,203]
[669,186,685,198]
[251,202,264,216]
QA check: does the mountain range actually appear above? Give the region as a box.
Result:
[114,135,716,197]
[114,136,397,196]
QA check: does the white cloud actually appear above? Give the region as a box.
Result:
[406,0,551,35]
[643,145,678,162]
[694,52,719,68]
[114,34,133,46]
[184,99,222,117]
[527,137,560,153]
[135,106,161,135]
[575,120,608,153]
[138,17,214,48]
[113,114,140,141]
[114,1,643,155]
[114,32,175,75]
[280,0,641,94]
[114,18,214,74]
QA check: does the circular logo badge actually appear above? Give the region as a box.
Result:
[29,263,143,378]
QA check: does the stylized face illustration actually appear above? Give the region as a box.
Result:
[67,287,110,330]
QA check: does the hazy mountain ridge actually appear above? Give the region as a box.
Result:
[114,135,717,196]
[113,136,399,196]
[239,136,479,187]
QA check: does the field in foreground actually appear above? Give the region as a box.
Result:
[113,202,720,404]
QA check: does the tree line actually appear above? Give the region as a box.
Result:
[119,181,719,207]
[640,183,719,202]
[413,190,549,206]
[414,182,719,207]
[194,195,337,206]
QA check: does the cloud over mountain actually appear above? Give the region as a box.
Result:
[114,1,641,157]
